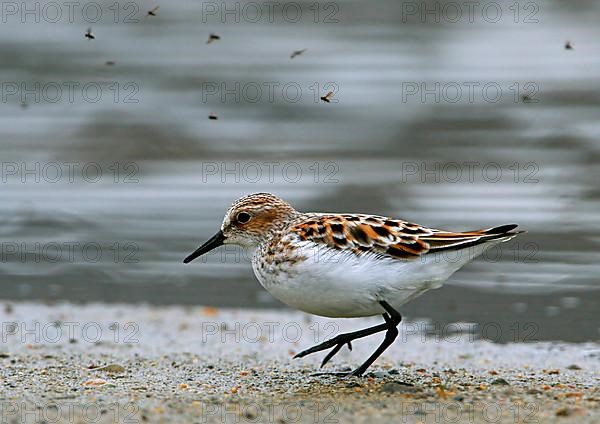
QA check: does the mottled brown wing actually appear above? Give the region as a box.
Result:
[291,214,520,260]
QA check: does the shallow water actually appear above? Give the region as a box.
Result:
[0,0,599,342]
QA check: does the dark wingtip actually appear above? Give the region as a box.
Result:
[487,224,519,234]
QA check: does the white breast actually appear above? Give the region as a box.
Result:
[252,240,499,318]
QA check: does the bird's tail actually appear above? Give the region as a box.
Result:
[424,224,525,253]
[481,223,526,242]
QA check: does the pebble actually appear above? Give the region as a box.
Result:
[380,381,417,394]
[83,378,107,386]
[90,364,126,374]
[556,407,573,417]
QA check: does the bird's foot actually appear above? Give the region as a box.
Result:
[294,333,357,368]
[310,367,365,378]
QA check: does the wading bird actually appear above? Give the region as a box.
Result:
[184,193,523,376]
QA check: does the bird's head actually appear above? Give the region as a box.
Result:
[183,193,298,263]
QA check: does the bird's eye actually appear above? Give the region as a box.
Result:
[236,212,252,224]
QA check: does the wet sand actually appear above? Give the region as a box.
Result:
[1,302,598,423]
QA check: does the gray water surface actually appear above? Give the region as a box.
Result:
[1,0,599,342]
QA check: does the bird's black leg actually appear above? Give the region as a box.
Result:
[294,321,389,367]
[308,301,402,377]
[348,301,401,376]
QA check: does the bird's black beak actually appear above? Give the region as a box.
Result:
[183,230,225,264]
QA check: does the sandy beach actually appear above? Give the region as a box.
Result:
[0,302,598,423]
